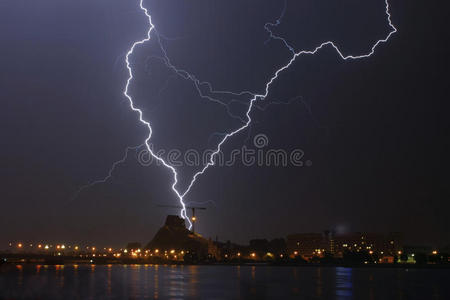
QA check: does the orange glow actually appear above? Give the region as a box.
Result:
[17,243,23,248]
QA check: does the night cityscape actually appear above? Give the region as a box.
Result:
[1,0,449,299]
[2,215,449,266]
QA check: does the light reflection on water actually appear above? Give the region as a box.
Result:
[335,267,352,299]
[0,264,449,299]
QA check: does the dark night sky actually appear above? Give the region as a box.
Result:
[1,0,448,248]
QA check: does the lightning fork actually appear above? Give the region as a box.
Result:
[82,0,396,230]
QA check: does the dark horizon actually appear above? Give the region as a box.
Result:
[1,0,449,249]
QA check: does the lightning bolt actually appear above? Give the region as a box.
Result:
[179,0,397,199]
[80,0,396,230]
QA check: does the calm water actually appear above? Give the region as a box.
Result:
[0,264,449,299]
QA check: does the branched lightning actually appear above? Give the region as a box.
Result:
[79,0,396,230]
[264,0,296,54]
[71,144,143,202]
[180,0,397,199]
[144,42,251,123]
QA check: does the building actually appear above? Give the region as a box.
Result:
[333,232,403,258]
[288,231,403,260]
[286,232,331,259]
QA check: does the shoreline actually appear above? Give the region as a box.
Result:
[2,259,449,270]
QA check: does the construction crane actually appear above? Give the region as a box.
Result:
[157,205,206,234]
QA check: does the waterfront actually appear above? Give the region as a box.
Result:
[0,264,449,299]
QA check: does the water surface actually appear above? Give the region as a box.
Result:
[0,264,449,299]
